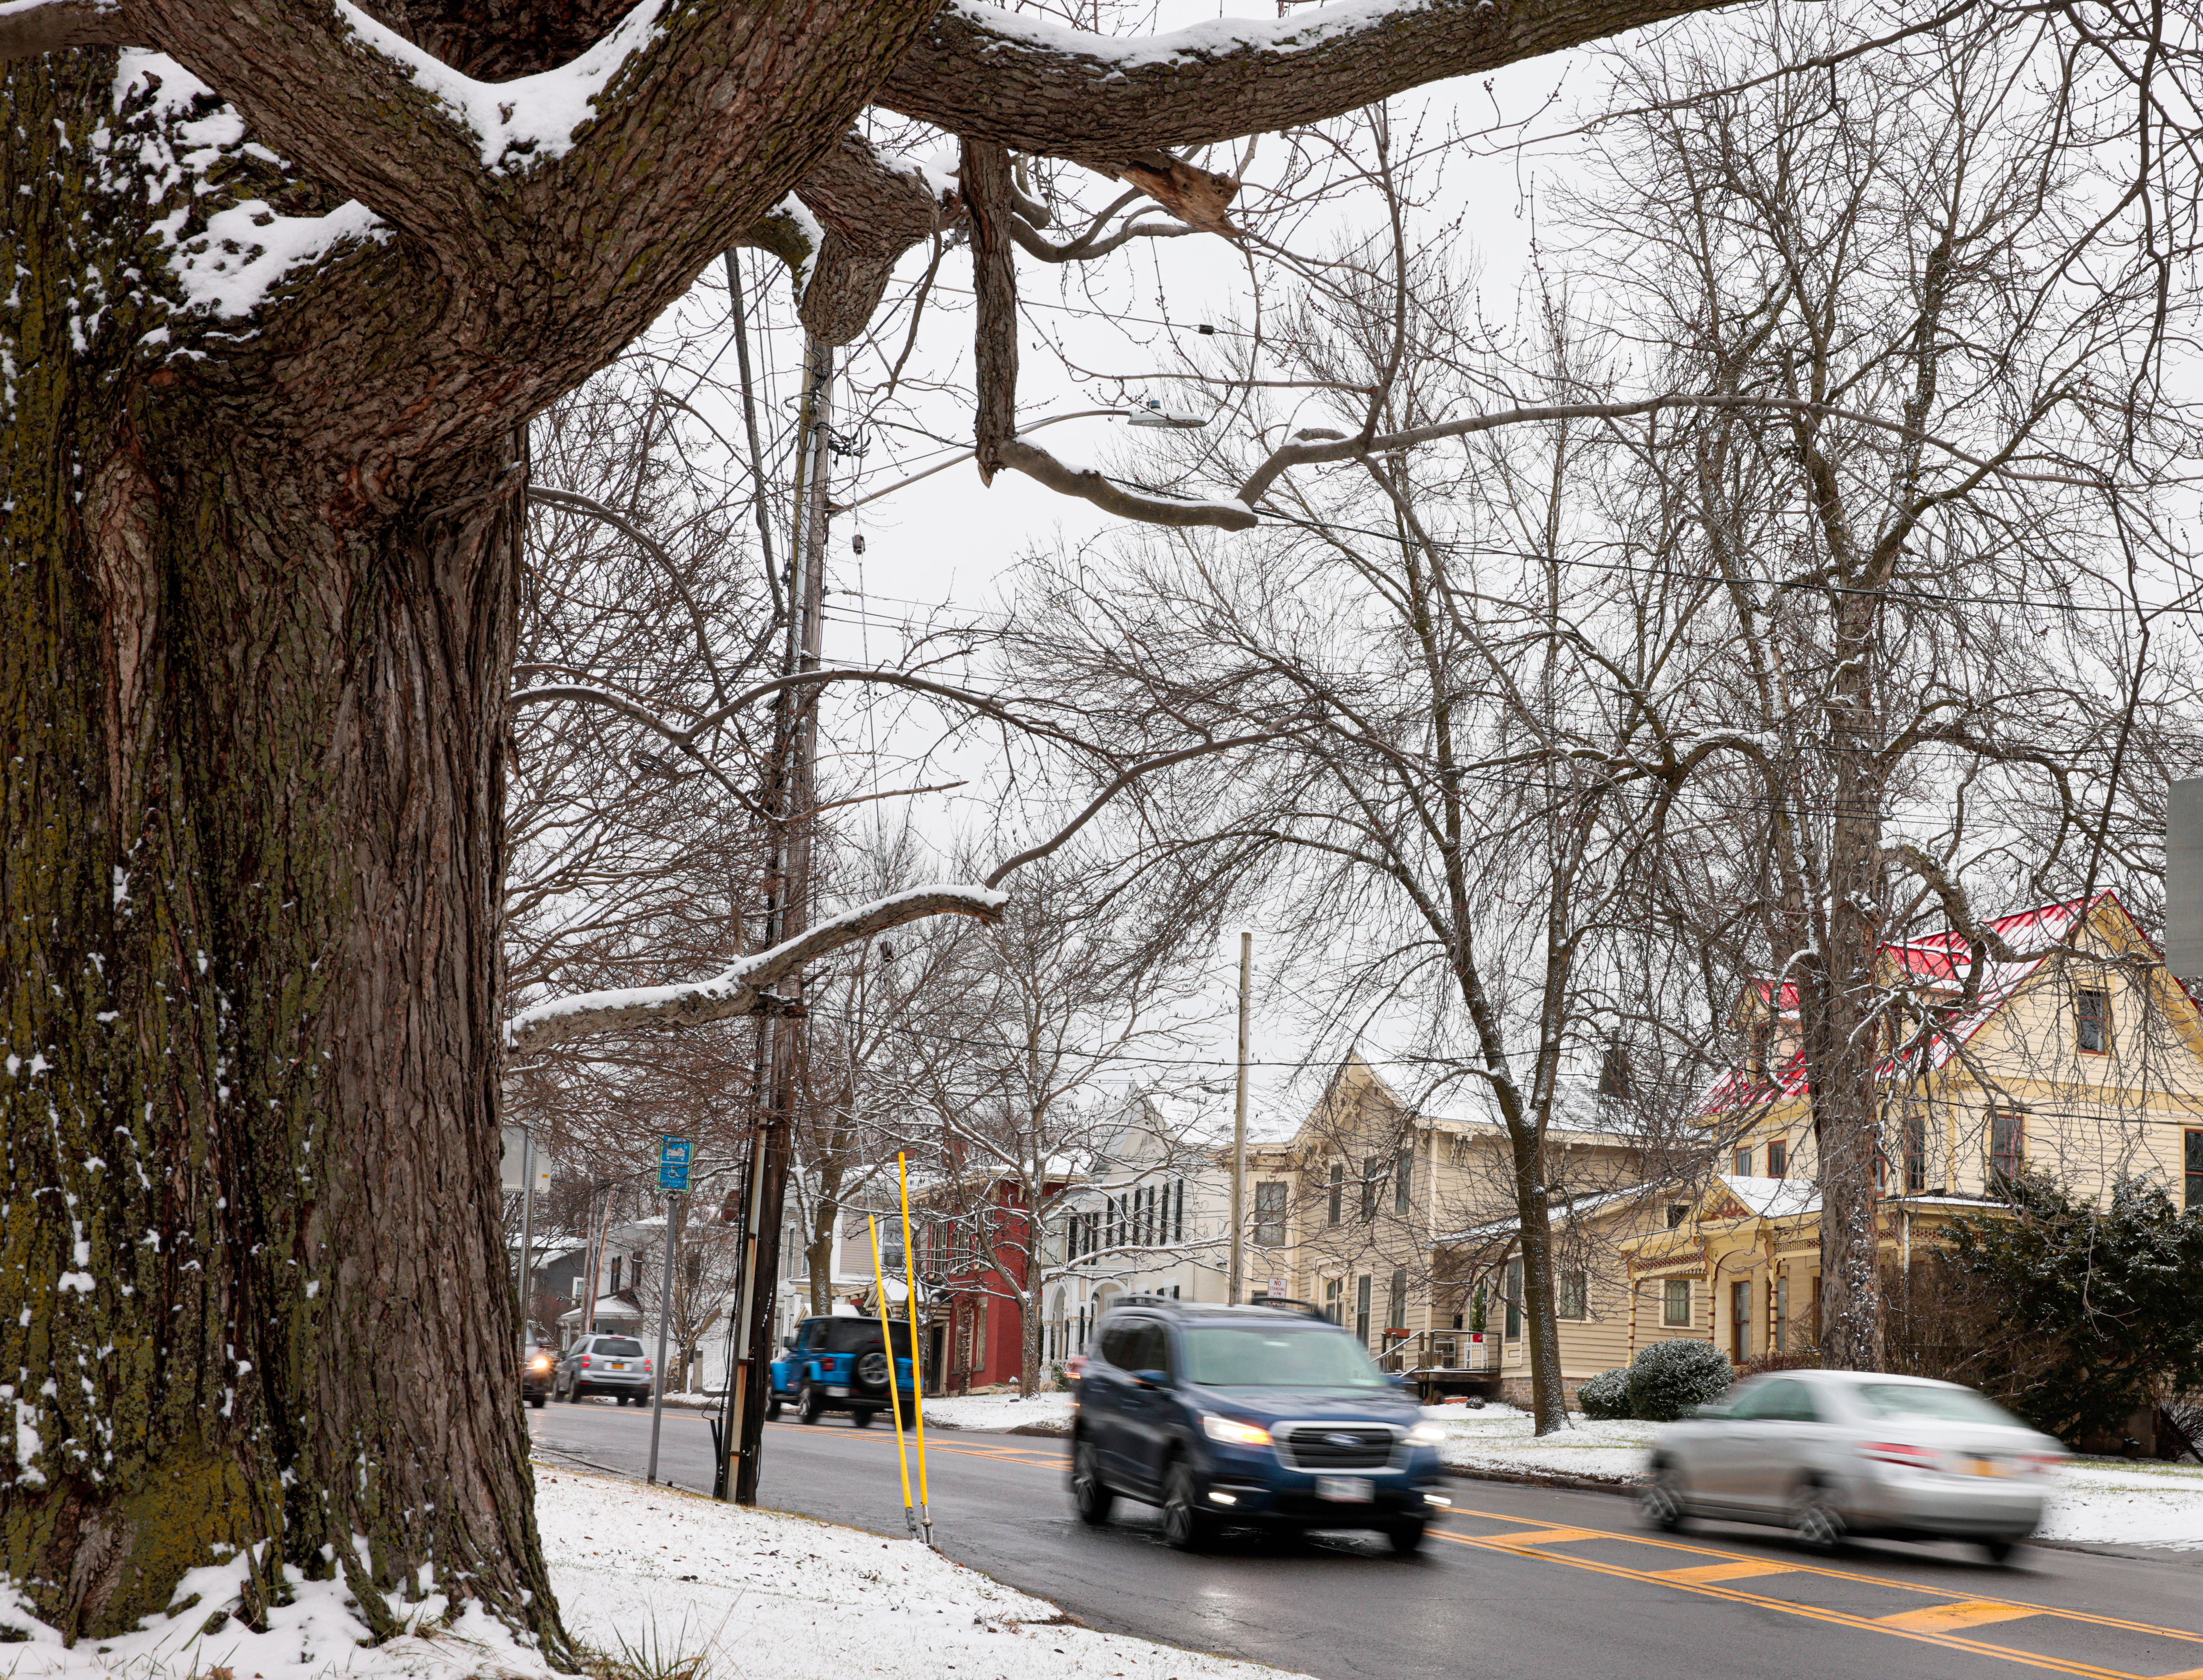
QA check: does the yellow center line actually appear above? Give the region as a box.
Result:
[1447,1505,2203,1648]
[1437,1528,2142,1680]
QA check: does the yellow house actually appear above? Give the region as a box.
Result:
[1620,890,2203,1367]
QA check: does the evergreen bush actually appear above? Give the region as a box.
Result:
[1577,1366,1633,1420]
[1627,1339,1734,1421]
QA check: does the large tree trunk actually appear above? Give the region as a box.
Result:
[0,55,553,1648]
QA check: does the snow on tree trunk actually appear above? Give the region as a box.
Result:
[0,54,558,1649]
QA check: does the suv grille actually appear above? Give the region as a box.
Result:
[1276,1425,1398,1471]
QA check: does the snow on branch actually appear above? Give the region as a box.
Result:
[882,0,1719,157]
[504,884,1006,1052]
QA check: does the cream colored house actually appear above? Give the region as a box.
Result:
[1252,1057,1650,1403]
[1618,890,2203,1368]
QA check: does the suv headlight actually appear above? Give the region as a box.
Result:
[1406,1420,1448,1446]
[1202,1415,1273,1448]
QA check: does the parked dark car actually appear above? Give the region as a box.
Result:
[555,1333,653,1404]
[1070,1297,1448,1553]
[768,1315,916,1425]
[521,1341,556,1408]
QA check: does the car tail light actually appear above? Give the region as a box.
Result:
[2020,1452,2064,1476]
[579,1356,592,1368]
[643,1360,652,1373]
[1859,1441,1940,1470]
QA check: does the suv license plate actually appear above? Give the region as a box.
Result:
[1316,1477,1374,1504]
[826,1386,850,1397]
[612,1362,627,1370]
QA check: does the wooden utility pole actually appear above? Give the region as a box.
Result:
[1228,932,1251,1305]
[724,331,835,1505]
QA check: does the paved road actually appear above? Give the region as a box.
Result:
[529,1399,2203,1680]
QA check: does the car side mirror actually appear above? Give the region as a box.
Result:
[1132,1368,1170,1389]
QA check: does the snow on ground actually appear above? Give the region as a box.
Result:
[919,1393,1076,1435]
[0,1466,1313,1680]
[540,1466,1315,1678]
[2044,1460,2203,1549]
[1417,1402,1658,1485]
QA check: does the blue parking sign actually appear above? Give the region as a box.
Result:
[657,1135,691,1193]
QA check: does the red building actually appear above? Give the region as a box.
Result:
[914,1170,1068,1394]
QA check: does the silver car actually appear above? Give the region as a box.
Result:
[1642,1369,2066,1562]
[554,1333,654,1404]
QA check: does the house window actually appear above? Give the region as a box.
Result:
[1355,1275,1372,1345]
[1662,1278,1691,1327]
[1361,1157,1381,1221]
[2077,987,2110,1054]
[1387,1267,1408,1332]
[2189,1130,2203,1210]
[1988,1111,2025,1190]
[1766,1137,1788,1178]
[1902,1113,1927,1195]
[1327,1162,1343,1226]
[1733,1147,1753,1177]
[1394,1146,1414,1215]
[608,1256,622,1295]
[1324,1277,1342,1325]
[1729,1280,1752,1362]
[1253,1181,1288,1247]
[1173,1178,1185,1244]
[1558,1270,1587,1320]
[1504,1260,1523,1339]
[1667,1203,1688,1230]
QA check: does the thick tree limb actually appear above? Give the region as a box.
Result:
[736,130,961,346]
[0,0,130,57]
[964,137,1019,485]
[504,884,1006,1050]
[881,0,1724,158]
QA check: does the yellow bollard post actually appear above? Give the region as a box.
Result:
[866,1215,919,1540]
[897,1151,934,1546]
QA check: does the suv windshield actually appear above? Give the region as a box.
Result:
[1855,1383,2022,1426]
[818,1319,913,1356]
[1180,1325,1387,1389]
[594,1338,644,1358]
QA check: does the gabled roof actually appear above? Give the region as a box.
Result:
[1699,890,2153,1117]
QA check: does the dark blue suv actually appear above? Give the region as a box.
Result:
[1070,1299,1448,1553]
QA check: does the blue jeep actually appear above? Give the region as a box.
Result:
[1070,1297,1448,1552]
[768,1314,917,1426]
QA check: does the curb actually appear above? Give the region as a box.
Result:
[1443,1463,1640,1497]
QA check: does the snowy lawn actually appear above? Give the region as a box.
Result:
[1416,1402,1657,1485]
[0,1465,1316,1680]
[919,1393,1076,1435]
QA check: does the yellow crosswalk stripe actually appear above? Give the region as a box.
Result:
[1876,1601,2046,1634]
[1657,1560,1802,1584]
[1482,1527,1599,1546]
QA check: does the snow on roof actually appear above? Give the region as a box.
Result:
[1715,1173,1820,1219]
[1437,1181,1661,1246]
[1701,891,2133,1117]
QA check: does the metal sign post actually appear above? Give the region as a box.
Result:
[646,1135,689,1486]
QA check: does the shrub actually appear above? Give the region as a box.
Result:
[1628,1339,1734,1422]
[1577,1366,1633,1420]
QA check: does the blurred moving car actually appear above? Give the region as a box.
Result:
[1643,1369,2065,1561]
[768,1315,917,1425]
[521,1342,556,1408]
[554,1333,653,1404]
[1070,1296,1449,1554]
